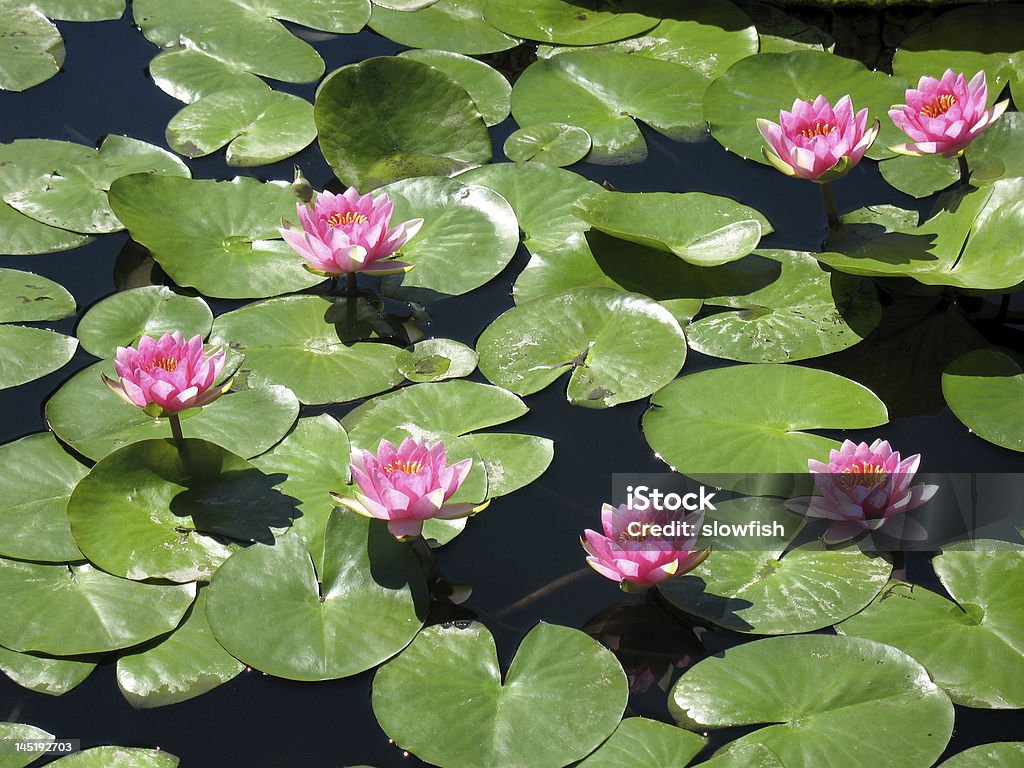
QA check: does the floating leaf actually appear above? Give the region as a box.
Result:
[0,722,52,768]
[47,747,179,767]
[398,49,510,126]
[936,743,1024,768]
[32,1,124,21]
[0,4,63,92]
[0,644,95,697]
[0,325,78,391]
[206,513,427,681]
[942,350,1024,452]
[504,123,591,167]
[368,0,519,55]
[460,432,553,497]
[0,269,74,322]
[483,0,657,46]
[477,286,687,407]
[878,155,959,199]
[697,743,784,768]
[76,286,212,358]
[372,622,628,768]
[107,174,322,299]
[397,338,478,382]
[577,717,705,768]
[0,202,89,256]
[373,0,438,8]
[670,635,954,768]
[149,48,264,104]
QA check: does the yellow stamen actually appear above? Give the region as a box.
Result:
[384,459,423,475]
[838,461,887,490]
[147,357,178,373]
[326,211,368,228]
[801,121,835,139]
[921,93,956,119]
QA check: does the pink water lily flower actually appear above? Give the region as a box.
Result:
[889,70,1008,157]
[788,439,938,544]
[757,95,879,182]
[279,187,423,277]
[102,332,229,417]
[333,436,477,540]
[581,503,708,592]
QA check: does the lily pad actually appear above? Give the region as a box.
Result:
[0,269,74,322]
[372,621,628,768]
[0,202,89,256]
[936,743,1024,768]
[878,154,960,199]
[0,432,86,563]
[76,286,212,359]
[316,57,491,190]
[167,87,316,167]
[460,432,553,497]
[504,123,591,167]
[397,338,478,382]
[572,190,771,267]
[107,174,322,299]
[576,717,705,768]
[0,723,52,768]
[0,559,196,655]
[133,0,371,83]
[45,359,299,461]
[206,512,427,681]
[375,176,519,300]
[942,350,1024,452]
[47,747,179,767]
[0,3,63,92]
[838,546,1024,708]
[643,364,888,474]
[368,0,519,55]
[0,645,95,696]
[477,286,687,408]
[697,743,784,768]
[703,50,908,164]
[209,295,404,405]
[373,0,438,8]
[511,48,707,164]
[670,635,954,768]
[2,135,190,235]
[483,0,658,46]
[398,49,510,126]
[149,48,264,104]
[33,1,125,21]
[0,325,78,391]
[117,588,244,708]
[686,249,881,363]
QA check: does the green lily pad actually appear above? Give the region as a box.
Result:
[373,0,438,8]
[2,135,190,235]
[572,190,771,267]
[936,743,1024,768]
[942,350,1024,452]
[457,162,602,251]
[0,433,86,563]
[0,559,195,655]
[316,57,492,190]
[133,0,371,83]
[47,747,179,767]
[504,123,592,167]
[477,286,687,407]
[0,269,75,322]
[878,155,959,199]
[703,50,908,164]
[0,644,95,696]
[251,415,350,574]
[107,174,322,299]
[670,635,954,768]
[0,202,89,256]
[397,338,478,382]
[686,249,881,363]
[511,48,707,164]
[372,621,628,768]
[483,0,657,46]
[117,588,244,708]
[838,546,1024,708]
[45,359,299,461]
[149,48,264,104]
[33,1,124,21]
[76,286,212,359]
[0,325,78,391]
[167,87,315,167]
[374,176,518,300]
[460,432,553,497]
[67,439,296,583]
[398,49,510,126]
[368,0,519,55]
[206,512,427,681]
[643,364,888,474]
[577,717,705,768]
[0,3,63,92]
[0,723,52,768]
[209,295,403,405]
[697,743,784,768]
[660,500,892,634]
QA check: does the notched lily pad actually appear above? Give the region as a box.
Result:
[942,349,1024,452]
[397,338,478,382]
[504,123,591,167]
[368,0,519,55]
[0,3,64,92]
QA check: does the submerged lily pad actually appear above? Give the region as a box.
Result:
[150,48,264,104]
[936,743,1024,768]
[0,268,75,322]
[0,559,195,655]
[397,338,478,382]
[576,717,705,768]
[0,644,95,697]
[0,325,78,391]
[643,364,888,474]
[942,350,1024,452]
[838,546,1024,708]
[0,3,63,92]
[316,57,491,190]
[368,0,519,55]
[209,295,404,405]
[477,287,687,408]
[108,174,322,299]
[503,123,591,167]
[206,512,427,681]
[483,0,658,46]
[398,49,510,127]
[372,622,628,768]
[670,635,953,768]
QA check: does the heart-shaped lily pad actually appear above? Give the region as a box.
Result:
[0,3,63,92]
[503,123,591,166]
[477,286,687,407]
[398,49,510,127]
[368,0,519,54]
[942,349,1024,452]
[936,743,1024,768]
[0,559,196,655]
[838,546,1024,708]
[206,512,427,681]
[45,359,299,461]
[483,0,658,45]
[0,644,95,697]
[149,48,264,104]
[47,747,180,767]
[670,635,954,768]
[0,268,75,322]
[0,325,78,391]
[316,57,492,190]
[576,717,705,768]
[108,174,323,299]
[643,364,888,474]
[397,338,478,382]
[372,621,628,768]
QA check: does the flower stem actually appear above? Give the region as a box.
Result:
[409,534,440,585]
[168,413,191,475]
[958,154,971,188]
[820,182,840,228]
[346,272,358,296]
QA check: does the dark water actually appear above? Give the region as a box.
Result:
[1,10,1022,767]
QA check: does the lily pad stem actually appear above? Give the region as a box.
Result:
[958,154,970,188]
[820,182,839,228]
[409,534,440,585]
[346,272,358,296]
